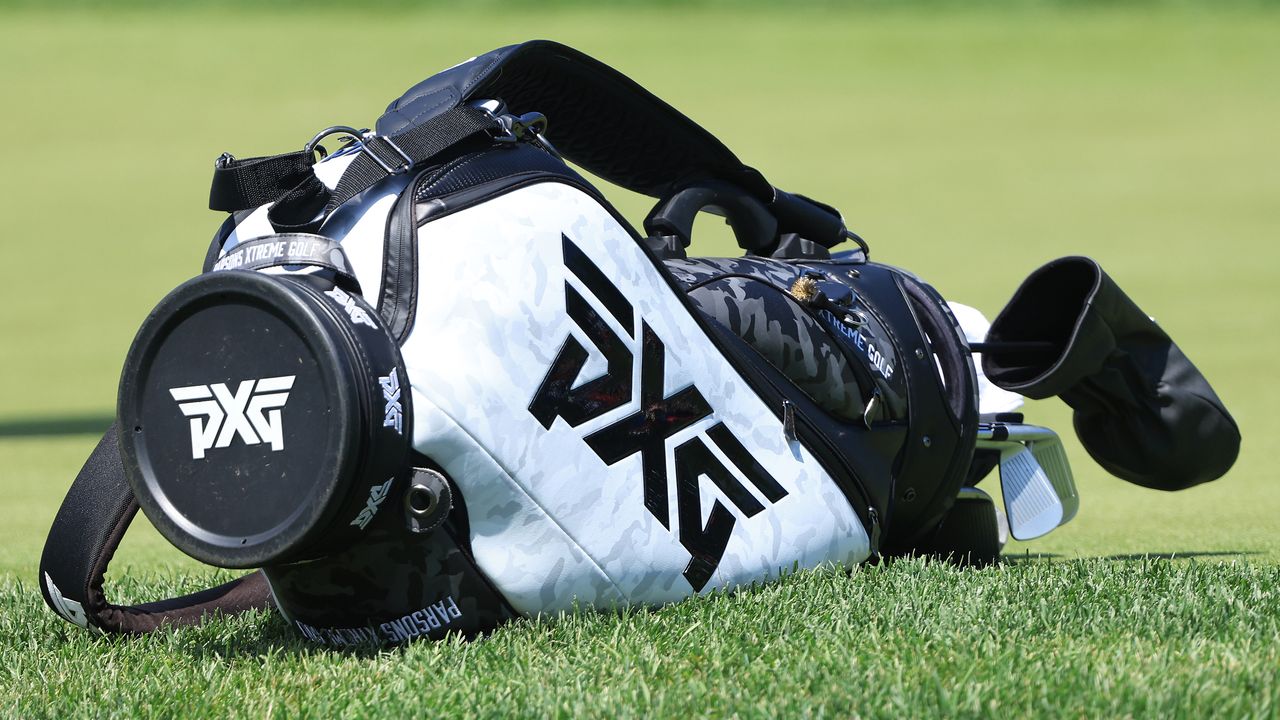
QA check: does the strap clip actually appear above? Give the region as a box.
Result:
[304,125,363,161]
[303,125,413,175]
[482,109,562,159]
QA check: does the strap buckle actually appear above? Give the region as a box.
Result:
[303,125,412,175]
[477,104,562,159]
[360,132,413,175]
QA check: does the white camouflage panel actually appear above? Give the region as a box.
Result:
[392,182,870,614]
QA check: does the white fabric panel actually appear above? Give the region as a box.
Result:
[400,182,869,614]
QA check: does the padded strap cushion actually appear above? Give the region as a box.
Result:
[39,425,271,634]
[379,40,772,201]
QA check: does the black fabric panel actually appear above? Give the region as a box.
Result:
[824,264,975,553]
[263,503,518,645]
[885,272,978,552]
[690,315,902,543]
[685,277,868,422]
[379,168,427,342]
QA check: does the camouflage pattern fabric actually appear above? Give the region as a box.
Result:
[263,506,515,647]
[667,257,908,424]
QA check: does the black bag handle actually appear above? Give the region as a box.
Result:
[643,180,778,254]
[38,425,271,634]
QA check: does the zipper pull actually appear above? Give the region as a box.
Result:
[782,400,798,443]
[867,505,882,559]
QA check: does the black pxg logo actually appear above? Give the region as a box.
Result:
[528,235,789,591]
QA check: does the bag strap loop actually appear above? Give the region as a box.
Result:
[210,233,361,291]
[38,425,272,634]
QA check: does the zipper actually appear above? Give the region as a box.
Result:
[789,404,884,557]
[747,353,880,556]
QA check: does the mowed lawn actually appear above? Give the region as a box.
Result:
[1,5,1278,717]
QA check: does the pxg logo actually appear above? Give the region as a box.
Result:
[529,235,789,591]
[169,376,296,459]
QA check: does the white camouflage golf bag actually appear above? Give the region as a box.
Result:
[39,41,1239,645]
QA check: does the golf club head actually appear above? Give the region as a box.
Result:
[976,422,1078,541]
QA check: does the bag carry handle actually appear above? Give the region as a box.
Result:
[643,180,778,256]
[38,425,271,634]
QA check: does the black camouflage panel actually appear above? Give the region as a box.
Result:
[263,509,515,647]
[687,277,867,421]
[669,257,908,424]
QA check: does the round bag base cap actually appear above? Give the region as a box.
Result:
[118,271,361,568]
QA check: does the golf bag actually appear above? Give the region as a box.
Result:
[39,41,1239,645]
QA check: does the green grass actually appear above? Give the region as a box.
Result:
[3,560,1278,717]
[1,4,1278,718]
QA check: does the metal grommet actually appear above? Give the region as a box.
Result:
[406,485,438,518]
[404,468,452,534]
[922,435,932,448]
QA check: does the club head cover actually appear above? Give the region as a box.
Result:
[981,256,1240,490]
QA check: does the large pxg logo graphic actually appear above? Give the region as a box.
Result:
[170,376,296,459]
[529,235,789,591]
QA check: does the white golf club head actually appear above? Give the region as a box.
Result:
[976,422,1078,541]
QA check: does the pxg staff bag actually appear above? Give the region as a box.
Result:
[39,40,1238,646]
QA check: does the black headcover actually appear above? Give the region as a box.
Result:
[982,256,1240,490]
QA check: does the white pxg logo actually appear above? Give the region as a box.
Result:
[169,376,296,459]
[168,369,403,460]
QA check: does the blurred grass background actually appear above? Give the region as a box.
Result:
[1,4,1277,716]
[2,2,1275,573]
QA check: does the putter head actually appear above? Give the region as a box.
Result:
[976,421,1078,541]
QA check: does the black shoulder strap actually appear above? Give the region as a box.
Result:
[38,425,271,634]
[379,41,858,252]
[208,41,858,251]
